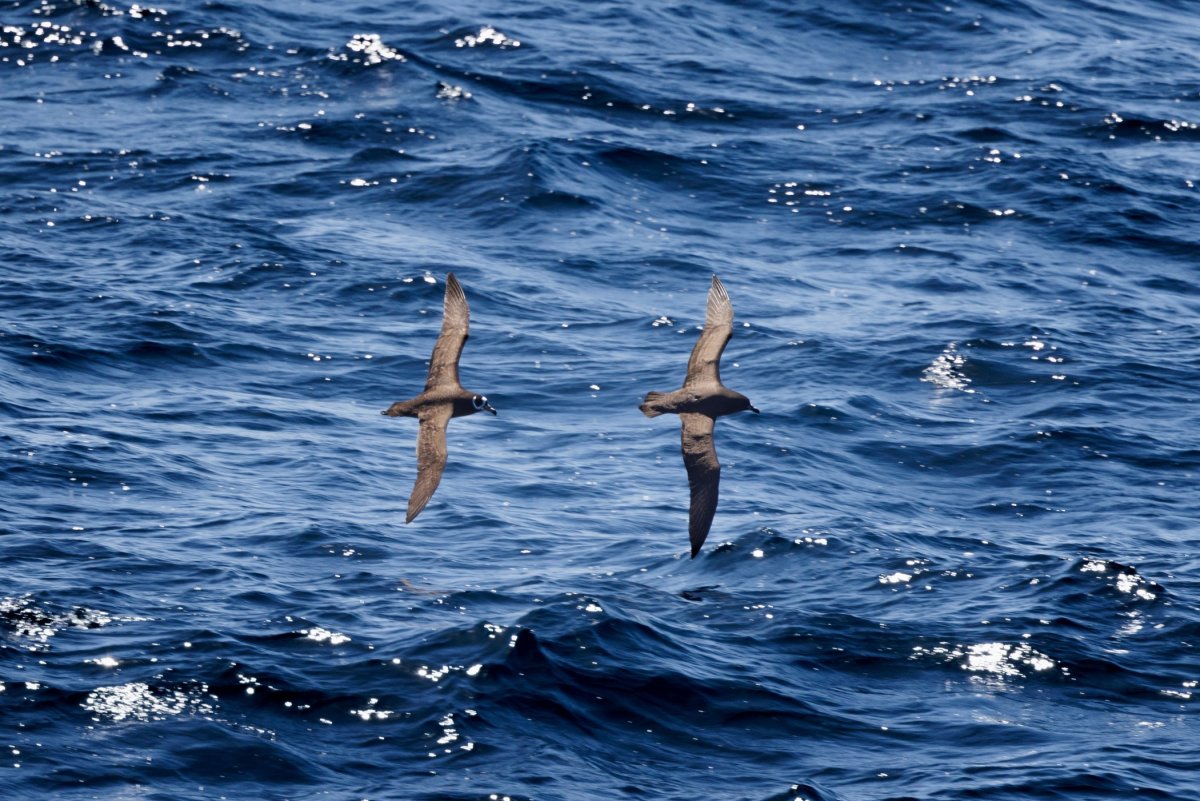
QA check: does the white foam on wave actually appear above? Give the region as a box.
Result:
[455,27,520,48]
[302,627,351,645]
[0,597,119,652]
[83,681,216,723]
[912,641,1062,679]
[333,33,405,66]
[921,342,974,392]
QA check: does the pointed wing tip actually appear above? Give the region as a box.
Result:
[405,495,426,523]
[706,274,731,317]
[439,272,469,332]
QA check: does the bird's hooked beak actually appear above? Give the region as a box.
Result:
[749,404,760,414]
[484,401,498,416]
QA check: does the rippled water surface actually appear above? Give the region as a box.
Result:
[3,1,1199,799]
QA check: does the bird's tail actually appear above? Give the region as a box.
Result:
[383,400,415,417]
[639,391,668,418]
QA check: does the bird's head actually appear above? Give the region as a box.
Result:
[473,394,497,415]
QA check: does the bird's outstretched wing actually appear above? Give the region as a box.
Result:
[685,275,734,387]
[406,403,453,523]
[425,273,470,391]
[680,412,720,557]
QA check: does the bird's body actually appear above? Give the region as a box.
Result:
[639,385,752,419]
[384,390,482,420]
[640,275,757,557]
[382,273,495,523]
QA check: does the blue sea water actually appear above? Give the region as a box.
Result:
[3,0,1200,798]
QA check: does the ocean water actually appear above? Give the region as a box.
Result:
[2,0,1199,799]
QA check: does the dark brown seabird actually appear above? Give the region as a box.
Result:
[382,273,496,523]
[639,275,758,558]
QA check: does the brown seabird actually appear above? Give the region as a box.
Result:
[640,275,758,557]
[382,273,496,523]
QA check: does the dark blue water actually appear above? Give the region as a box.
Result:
[3,0,1199,798]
